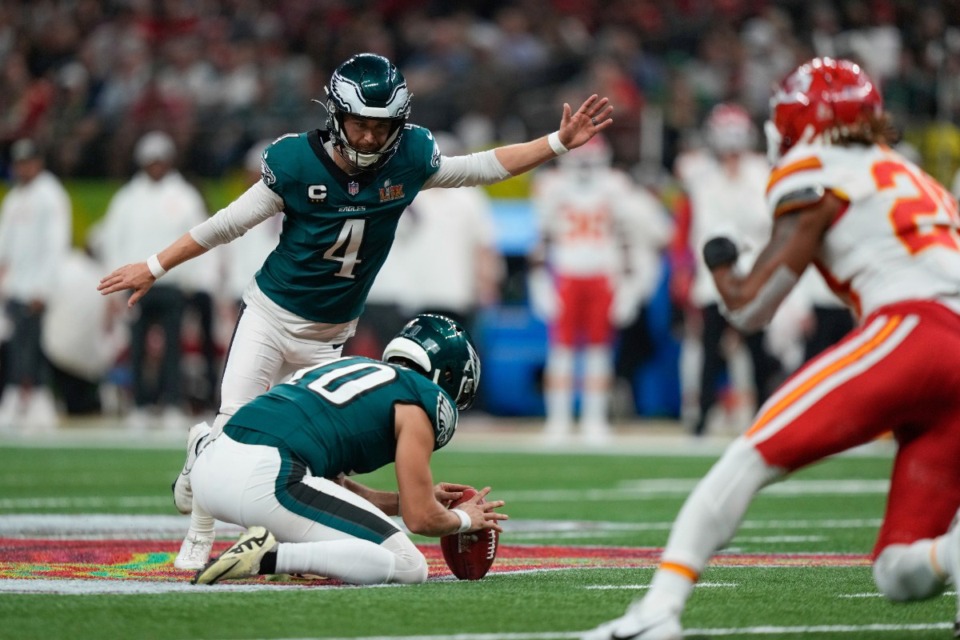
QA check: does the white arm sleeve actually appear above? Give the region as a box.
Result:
[422,152,511,189]
[723,265,799,333]
[189,181,284,249]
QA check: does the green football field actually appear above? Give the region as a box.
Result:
[0,421,953,640]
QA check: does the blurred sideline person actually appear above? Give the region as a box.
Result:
[215,139,284,380]
[0,139,71,431]
[96,53,611,567]
[672,103,783,437]
[180,235,225,418]
[97,131,209,431]
[527,134,670,444]
[182,314,506,585]
[795,268,855,363]
[41,247,127,416]
[399,132,503,333]
[754,265,855,379]
[586,58,960,640]
[221,140,284,311]
[348,132,504,359]
[343,213,413,360]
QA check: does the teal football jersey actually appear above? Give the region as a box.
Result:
[223,356,458,478]
[256,127,439,323]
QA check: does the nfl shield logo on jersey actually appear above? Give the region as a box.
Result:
[348,181,359,196]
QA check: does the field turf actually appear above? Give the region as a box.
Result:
[0,423,952,640]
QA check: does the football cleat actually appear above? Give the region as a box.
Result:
[192,526,277,585]
[172,422,212,514]
[581,609,681,640]
[173,532,215,570]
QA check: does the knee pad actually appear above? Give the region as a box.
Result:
[383,533,428,584]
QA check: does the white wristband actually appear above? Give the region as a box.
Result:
[451,508,472,533]
[146,254,166,279]
[547,131,568,156]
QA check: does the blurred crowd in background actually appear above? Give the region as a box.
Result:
[5,0,960,180]
[1,0,960,437]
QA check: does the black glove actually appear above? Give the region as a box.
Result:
[702,236,739,270]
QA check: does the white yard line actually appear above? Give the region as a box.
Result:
[0,513,881,540]
[271,623,953,640]
[585,582,738,590]
[0,478,888,511]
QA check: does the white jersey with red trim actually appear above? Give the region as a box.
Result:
[766,142,960,320]
[531,166,659,277]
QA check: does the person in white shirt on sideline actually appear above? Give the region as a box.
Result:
[97,131,210,431]
[673,103,784,437]
[221,140,284,311]
[41,246,127,416]
[0,139,72,432]
[401,132,503,331]
[351,131,503,357]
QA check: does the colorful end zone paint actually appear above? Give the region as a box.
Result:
[0,538,870,587]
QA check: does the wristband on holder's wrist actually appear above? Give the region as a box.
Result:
[451,508,472,533]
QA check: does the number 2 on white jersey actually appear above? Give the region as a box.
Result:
[323,219,365,278]
[873,159,960,254]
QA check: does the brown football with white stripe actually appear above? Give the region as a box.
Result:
[439,488,499,580]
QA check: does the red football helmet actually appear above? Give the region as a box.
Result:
[765,57,883,162]
[558,132,613,171]
[705,103,756,154]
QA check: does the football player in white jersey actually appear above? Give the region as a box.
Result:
[527,134,671,444]
[585,57,960,640]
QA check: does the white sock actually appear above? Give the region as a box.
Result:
[275,539,398,585]
[186,506,216,538]
[635,566,695,616]
[873,541,945,601]
[935,531,955,581]
[642,438,780,615]
[544,346,574,433]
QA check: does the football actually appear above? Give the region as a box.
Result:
[439,488,499,580]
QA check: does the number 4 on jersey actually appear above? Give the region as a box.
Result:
[323,219,366,278]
